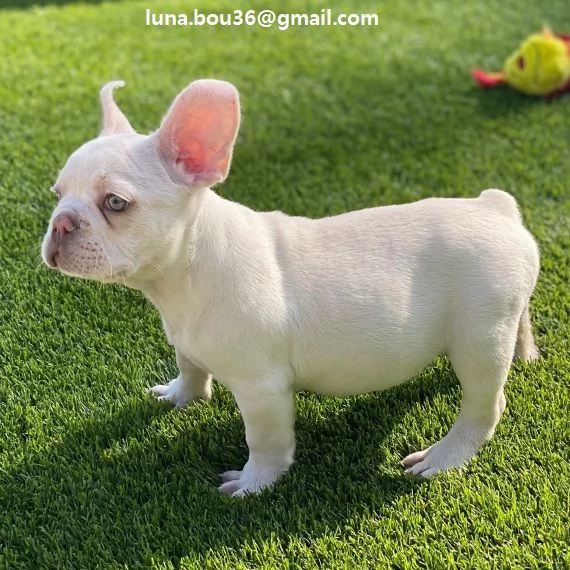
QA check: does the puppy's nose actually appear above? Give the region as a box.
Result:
[52,210,80,239]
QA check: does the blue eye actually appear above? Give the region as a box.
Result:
[104,194,129,212]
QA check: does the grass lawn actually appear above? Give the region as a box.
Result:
[0,0,569,568]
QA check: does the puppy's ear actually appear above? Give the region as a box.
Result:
[153,79,240,189]
[99,81,135,137]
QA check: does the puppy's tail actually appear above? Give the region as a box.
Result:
[478,189,522,222]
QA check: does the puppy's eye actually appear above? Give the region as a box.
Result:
[104,194,129,212]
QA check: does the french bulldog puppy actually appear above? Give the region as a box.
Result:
[41,80,540,496]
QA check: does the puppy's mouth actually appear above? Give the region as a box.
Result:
[42,222,130,282]
[43,242,129,283]
[47,251,59,269]
[43,237,60,269]
[57,259,130,283]
[48,251,66,271]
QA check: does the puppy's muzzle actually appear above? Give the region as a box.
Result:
[45,209,81,267]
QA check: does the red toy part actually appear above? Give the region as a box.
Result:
[472,69,506,88]
[556,33,570,45]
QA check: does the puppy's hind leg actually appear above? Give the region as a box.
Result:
[150,348,212,408]
[514,305,539,362]
[403,315,519,477]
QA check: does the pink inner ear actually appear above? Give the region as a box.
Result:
[157,80,240,188]
[173,104,234,176]
[176,137,206,173]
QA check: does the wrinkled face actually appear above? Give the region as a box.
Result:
[41,135,190,283]
[41,79,240,285]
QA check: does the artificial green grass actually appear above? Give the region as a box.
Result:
[0,0,569,568]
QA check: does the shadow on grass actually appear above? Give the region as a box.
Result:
[473,87,551,118]
[0,366,458,567]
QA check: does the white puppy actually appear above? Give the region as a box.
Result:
[41,80,540,496]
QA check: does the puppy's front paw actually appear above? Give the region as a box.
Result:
[217,469,276,497]
[217,459,289,497]
[149,375,210,409]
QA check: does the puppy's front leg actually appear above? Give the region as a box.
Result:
[219,380,295,497]
[150,348,212,408]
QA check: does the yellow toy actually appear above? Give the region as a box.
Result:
[472,27,570,98]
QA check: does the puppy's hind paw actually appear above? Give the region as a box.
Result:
[402,438,476,478]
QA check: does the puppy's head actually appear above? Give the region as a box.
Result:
[41,79,240,284]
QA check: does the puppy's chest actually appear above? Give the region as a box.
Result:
[162,315,204,354]
[161,312,236,376]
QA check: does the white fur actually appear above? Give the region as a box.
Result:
[41,80,540,496]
